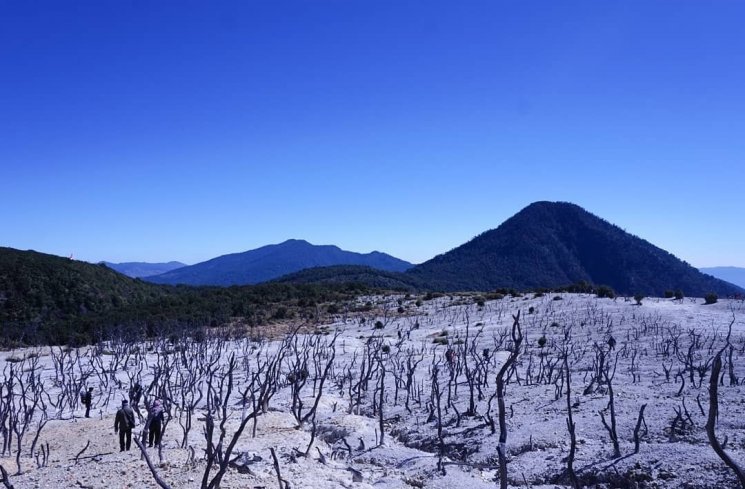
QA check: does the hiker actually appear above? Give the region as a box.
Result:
[129,382,143,419]
[114,400,136,451]
[81,387,94,418]
[445,348,455,366]
[145,399,165,448]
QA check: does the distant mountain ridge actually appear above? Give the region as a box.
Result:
[146,239,413,286]
[4,202,741,347]
[102,261,186,278]
[405,201,742,296]
[699,267,745,290]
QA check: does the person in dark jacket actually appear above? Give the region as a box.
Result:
[82,387,94,418]
[114,400,136,451]
[145,399,165,448]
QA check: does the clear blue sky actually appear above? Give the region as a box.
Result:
[2,1,744,267]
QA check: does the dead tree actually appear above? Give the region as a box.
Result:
[176,366,204,449]
[0,464,15,489]
[495,311,523,489]
[133,435,172,489]
[0,370,10,457]
[200,337,289,489]
[301,332,339,454]
[563,352,579,489]
[597,344,621,458]
[461,311,479,416]
[6,357,47,474]
[633,404,648,454]
[376,353,386,445]
[430,363,446,474]
[294,331,339,430]
[270,447,289,489]
[706,347,745,486]
[404,352,423,414]
[287,335,312,426]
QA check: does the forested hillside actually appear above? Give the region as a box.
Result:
[0,247,369,346]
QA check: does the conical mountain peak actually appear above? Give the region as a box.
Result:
[408,202,740,296]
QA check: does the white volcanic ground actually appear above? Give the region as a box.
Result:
[1,293,745,489]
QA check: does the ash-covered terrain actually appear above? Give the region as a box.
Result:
[1,293,744,488]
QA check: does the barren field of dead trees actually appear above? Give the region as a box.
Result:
[2,293,745,489]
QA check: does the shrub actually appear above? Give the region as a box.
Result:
[553,295,563,301]
[485,293,505,301]
[528,306,535,314]
[704,293,718,305]
[381,344,391,354]
[674,290,684,300]
[596,285,616,299]
[316,425,351,445]
[415,299,423,307]
[664,290,674,299]
[374,321,385,329]
[564,281,593,294]
[634,294,644,305]
[397,306,405,314]
[326,304,340,314]
[537,335,547,348]
[273,306,288,319]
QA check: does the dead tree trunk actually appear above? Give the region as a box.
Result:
[0,464,15,489]
[564,354,579,489]
[633,404,648,454]
[495,311,523,489]
[706,353,745,487]
[133,436,172,489]
[598,347,621,458]
[378,356,386,446]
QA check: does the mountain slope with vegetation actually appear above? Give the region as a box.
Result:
[406,201,743,296]
[146,239,413,286]
[0,247,168,343]
[0,247,370,346]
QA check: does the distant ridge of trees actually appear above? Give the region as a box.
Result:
[272,265,424,291]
